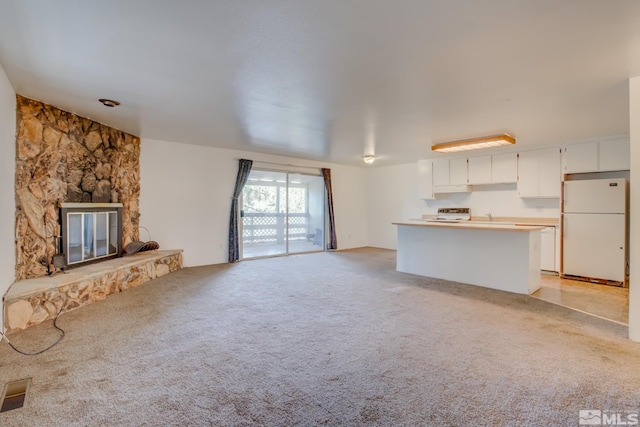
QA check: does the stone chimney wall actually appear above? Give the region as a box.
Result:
[15,95,140,280]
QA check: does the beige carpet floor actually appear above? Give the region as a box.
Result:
[0,247,638,426]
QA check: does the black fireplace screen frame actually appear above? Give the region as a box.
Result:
[59,203,124,269]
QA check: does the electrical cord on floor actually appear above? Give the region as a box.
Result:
[0,298,66,356]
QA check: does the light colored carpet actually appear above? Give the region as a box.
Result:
[0,247,637,426]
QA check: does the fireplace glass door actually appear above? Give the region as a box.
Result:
[66,211,119,265]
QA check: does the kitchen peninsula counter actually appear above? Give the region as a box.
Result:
[393,221,544,294]
[416,216,559,227]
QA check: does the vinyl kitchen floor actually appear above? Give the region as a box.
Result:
[532,274,629,325]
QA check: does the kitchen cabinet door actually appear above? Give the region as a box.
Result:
[537,148,561,198]
[432,159,450,186]
[449,158,468,185]
[491,153,518,183]
[517,151,539,198]
[468,156,492,185]
[518,148,561,198]
[417,160,435,199]
[540,227,556,271]
[563,142,598,173]
[599,139,630,171]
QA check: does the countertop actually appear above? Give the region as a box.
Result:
[393,220,546,232]
[417,215,559,227]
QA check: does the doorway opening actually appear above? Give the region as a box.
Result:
[241,169,326,259]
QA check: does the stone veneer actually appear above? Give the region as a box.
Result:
[4,250,183,334]
[15,95,141,280]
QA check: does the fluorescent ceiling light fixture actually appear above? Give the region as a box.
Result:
[431,134,516,153]
[363,155,376,164]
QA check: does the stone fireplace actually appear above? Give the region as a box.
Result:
[5,96,184,333]
[14,95,140,280]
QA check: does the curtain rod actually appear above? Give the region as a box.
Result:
[250,160,325,170]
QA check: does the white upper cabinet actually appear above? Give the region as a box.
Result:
[449,158,468,185]
[417,159,435,200]
[517,148,561,198]
[432,159,450,186]
[563,139,629,173]
[432,158,469,191]
[433,159,467,186]
[516,151,539,198]
[467,153,517,185]
[537,148,561,198]
[598,139,630,171]
[468,156,492,185]
[491,153,518,184]
[563,142,598,173]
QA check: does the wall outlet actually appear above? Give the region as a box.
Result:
[536,206,544,213]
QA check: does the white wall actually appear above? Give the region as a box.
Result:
[629,76,640,341]
[366,162,560,249]
[139,138,367,267]
[366,163,426,249]
[0,63,16,333]
[330,165,367,250]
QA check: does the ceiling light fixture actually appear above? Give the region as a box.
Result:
[99,98,120,107]
[363,155,376,164]
[431,134,515,153]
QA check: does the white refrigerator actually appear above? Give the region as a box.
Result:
[562,178,628,284]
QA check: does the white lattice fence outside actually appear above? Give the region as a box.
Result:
[243,213,311,245]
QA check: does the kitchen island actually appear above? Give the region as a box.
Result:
[393,221,544,295]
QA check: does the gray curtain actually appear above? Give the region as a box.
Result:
[228,159,253,262]
[321,168,337,250]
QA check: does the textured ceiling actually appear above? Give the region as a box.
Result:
[1,0,640,166]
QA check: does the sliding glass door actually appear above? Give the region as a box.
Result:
[241,170,288,258]
[287,173,325,254]
[241,169,325,259]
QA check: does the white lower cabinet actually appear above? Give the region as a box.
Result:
[540,227,556,272]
